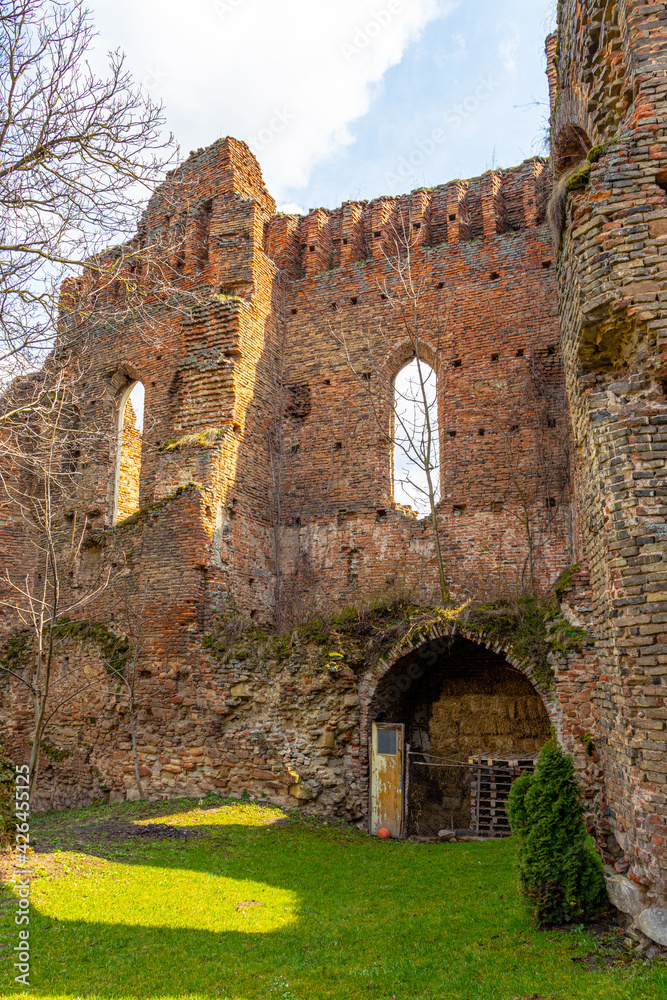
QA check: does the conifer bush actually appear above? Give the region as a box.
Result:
[506,737,608,927]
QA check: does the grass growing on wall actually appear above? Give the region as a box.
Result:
[204,587,591,689]
[0,797,664,1000]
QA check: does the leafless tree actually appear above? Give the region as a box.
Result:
[0,1,219,802]
[0,364,118,802]
[0,0,182,397]
[98,584,174,800]
[331,218,450,604]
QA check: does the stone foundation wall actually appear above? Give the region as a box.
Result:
[1,608,592,832]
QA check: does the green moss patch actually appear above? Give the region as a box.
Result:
[566,160,591,192]
[202,589,591,688]
[52,619,131,677]
[159,428,222,452]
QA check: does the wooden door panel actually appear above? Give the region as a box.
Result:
[370,723,404,837]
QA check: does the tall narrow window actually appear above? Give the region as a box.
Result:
[114,382,144,523]
[393,359,440,516]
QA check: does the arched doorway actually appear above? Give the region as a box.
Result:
[366,635,552,837]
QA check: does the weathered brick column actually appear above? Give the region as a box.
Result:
[551,0,667,898]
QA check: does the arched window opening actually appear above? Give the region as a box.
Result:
[393,359,440,516]
[114,381,144,523]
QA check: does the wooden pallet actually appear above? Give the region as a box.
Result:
[469,755,537,836]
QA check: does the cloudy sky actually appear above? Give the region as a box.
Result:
[89,0,557,214]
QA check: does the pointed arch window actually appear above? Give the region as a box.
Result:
[114,381,144,523]
[393,359,440,516]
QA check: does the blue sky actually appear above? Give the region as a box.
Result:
[89,0,557,214]
[284,1,557,210]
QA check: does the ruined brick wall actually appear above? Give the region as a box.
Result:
[37,139,573,623]
[0,13,625,891]
[0,138,589,822]
[256,157,570,618]
[550,0,667,898]
[2,606,589,830]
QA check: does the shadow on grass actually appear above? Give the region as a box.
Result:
[0,796,664,1000]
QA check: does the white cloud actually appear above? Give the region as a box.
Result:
[88,0,443,200]
[277,202,306,216]
[498,22,520,76]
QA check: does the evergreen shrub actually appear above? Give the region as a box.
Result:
[507,737,608,926]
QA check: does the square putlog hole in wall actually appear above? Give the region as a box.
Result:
[286,383,312,420]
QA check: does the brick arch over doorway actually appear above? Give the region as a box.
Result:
[357,627,559,830]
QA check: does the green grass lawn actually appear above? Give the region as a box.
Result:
[0,796,665,1000]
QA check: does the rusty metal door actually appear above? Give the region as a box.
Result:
[370,722,404,837]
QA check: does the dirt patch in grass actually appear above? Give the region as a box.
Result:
[569,918,666,967]
[63,820,201,841]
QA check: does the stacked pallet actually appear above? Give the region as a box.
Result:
[468,756,537,837]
